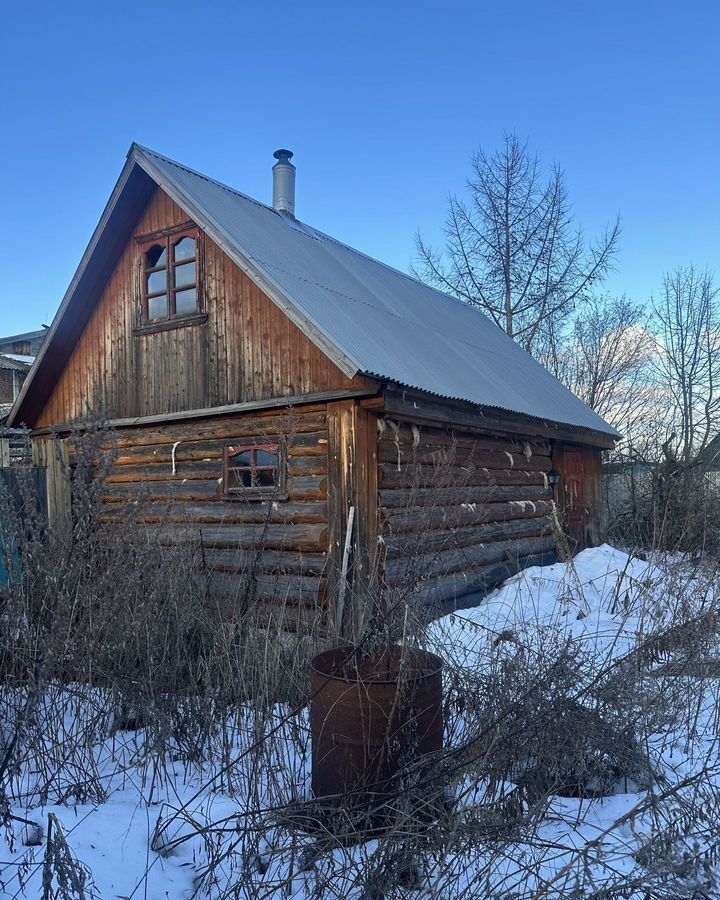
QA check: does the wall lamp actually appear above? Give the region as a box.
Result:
[548,469,561,488]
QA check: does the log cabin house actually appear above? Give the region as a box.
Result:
[8,145,618,629]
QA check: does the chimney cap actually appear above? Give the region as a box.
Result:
[273,148,294,163]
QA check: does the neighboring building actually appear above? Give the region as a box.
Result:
[0,328,48,359]
[0,327,46,425]
[0,327,48,362]
[8,144,618,626]
[0,354,31,423]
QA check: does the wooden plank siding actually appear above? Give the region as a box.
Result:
[376,419,558,608]
[32,439,71,536]
[35,187,371,428]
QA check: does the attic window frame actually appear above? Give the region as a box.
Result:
[135,222,206,334]
[222,439,288,501]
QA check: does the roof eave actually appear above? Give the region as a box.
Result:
[380,380,620,446]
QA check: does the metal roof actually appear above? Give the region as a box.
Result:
[133,145,618,437]
[9,144,619,438]
[0,354,31,372]
[0,328,47,342]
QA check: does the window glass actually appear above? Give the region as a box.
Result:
[230,451,252,467]
[174,261,196,288]
[174,237,196,261]
[224,445,283,495]
[256,468,276,487]
[146,245,167,268]
[175,288,198,315]
[148,295,168,320]
[255,450,278,468]
[147,270,167,294]
[140,228,200,325]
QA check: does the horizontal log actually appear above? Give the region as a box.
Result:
[105,461,222,482]
[102,474,326,502]
[103,480,220,502]
[383,514,555,557]
[378,424,551,457]
[378,443,553,471]
[394,550,558,606]
[107,433,327,468]
[384,535,557,582]
[206,571,324,604]
[99,456,327,483]
[148,523,329,552]
[288,475,327,499]
[200,548,329,576]
[379,484,551,509]
[382,499,555,533]
[221,601,329,633]
[287,456,326,476]
[100,499,327,527]
[66,413,329,455]
[378,463,548,489]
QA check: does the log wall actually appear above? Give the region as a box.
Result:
[63,403,333,628]
[36,187,369,428]
[376,419,558,608]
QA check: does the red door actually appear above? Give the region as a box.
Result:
[563,448,586,551]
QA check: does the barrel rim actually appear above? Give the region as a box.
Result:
[310,645,444,685]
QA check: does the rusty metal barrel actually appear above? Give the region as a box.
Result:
[310,646,444,804]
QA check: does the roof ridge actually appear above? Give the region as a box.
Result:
[131,143,280,216]
[132,144,473,309]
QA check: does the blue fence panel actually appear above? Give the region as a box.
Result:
[0,467,47,585]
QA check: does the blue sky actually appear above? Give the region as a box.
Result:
[1,0,718,335]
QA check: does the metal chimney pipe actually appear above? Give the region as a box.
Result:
[272,149,296,216]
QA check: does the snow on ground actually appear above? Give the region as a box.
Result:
[2,546,719,898]
[430,544,718,669]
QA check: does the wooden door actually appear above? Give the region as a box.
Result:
[563,448,586,551]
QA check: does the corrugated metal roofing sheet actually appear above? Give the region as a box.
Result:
[133,145,618,437]
[0,354,31,372]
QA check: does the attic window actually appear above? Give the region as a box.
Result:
[137,224,202,328]
[223,441,287,500]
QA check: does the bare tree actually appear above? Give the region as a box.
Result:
[414,134,621,357]
[554,294,656,441]
[653,266,720,464]
[606,268,720,552]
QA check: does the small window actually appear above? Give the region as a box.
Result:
[223,442,287,499]
[139,226,200,325]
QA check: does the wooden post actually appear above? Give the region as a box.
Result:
[0,439,9,469]
[326,400,379,640]
[32,438,71,534]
